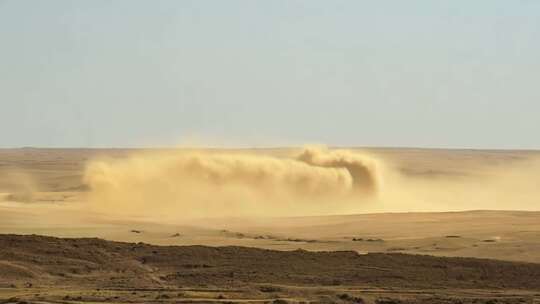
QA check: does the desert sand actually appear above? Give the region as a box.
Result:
[1,147,540,303]
[1,147,540,261]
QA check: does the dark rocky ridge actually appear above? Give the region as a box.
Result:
[1,234,540,291]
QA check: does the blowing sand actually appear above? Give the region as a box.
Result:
[83,146,380,218]
[1,147,540,263]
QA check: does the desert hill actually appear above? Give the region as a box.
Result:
[1,234,540,303]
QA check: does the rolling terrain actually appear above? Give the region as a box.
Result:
[1,234,540,303]
[1,148,540,303]
[1,148,540,262]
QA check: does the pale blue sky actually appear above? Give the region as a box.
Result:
[1,0,539,148]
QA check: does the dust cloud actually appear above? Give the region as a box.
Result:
[0,170,37,203]
[372,153,540,213]
[2,146,540,223]
[82,147,381,219]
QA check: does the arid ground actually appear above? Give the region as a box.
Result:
[1,148,540,303]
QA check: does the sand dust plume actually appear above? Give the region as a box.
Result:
[0,170,37,203]
[82,147,381,219]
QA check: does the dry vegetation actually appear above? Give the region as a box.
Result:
[1,234,540,304]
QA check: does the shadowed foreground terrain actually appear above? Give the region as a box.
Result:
[1,234,540,304]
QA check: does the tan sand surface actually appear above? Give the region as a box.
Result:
[1,148,540,263]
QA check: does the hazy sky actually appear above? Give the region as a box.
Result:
[1,0,539,149]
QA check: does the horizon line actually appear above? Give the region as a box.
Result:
[1,145,540,152]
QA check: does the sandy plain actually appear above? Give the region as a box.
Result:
[1,147,540,303]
